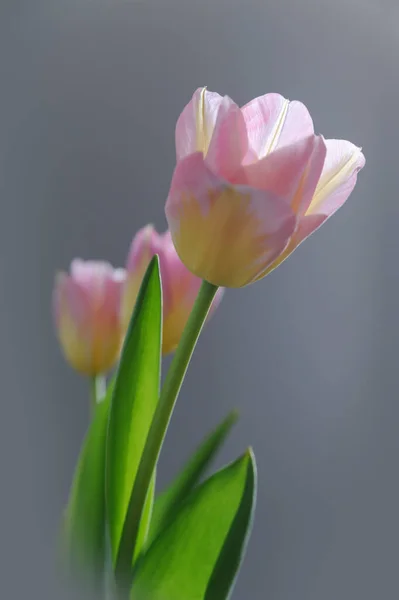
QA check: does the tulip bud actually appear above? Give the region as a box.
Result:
[121,225,223,355]
[53,260,126,376]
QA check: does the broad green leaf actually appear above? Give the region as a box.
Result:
[131,449,257,600]
[148,410,238,547]
[63,384,112,576]
[118,281,219,586]
[106,257,162,567]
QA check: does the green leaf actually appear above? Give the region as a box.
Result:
[133,471,156,563]
[148,410,239,547]
[63,385,112,577]
[106,256,162,568]
[131,449,257,600]
[116,281,218,589]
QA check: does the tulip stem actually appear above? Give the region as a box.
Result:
[114,279,219,593]
[90,375,106,413]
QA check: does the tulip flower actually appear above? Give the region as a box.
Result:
[165,88,365,287]
[53,260,126,376]
[121,225,223,355]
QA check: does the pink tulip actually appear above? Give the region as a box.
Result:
[166,88,365,287]
[53,260,126,376]
[121,225,223,355]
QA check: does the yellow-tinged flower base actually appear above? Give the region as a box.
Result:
[58,313,121,376]
[171,188,273,288]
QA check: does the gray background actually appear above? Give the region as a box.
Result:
[1,0,398,598]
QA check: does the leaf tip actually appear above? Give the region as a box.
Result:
[150,253,160,269]
[229,409,240,424]
[244,447,257,470]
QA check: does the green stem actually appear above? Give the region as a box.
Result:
[115,280,218,592]
[90,373,107,600]
[90,374,106,414]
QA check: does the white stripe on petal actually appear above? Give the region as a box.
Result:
[196,87,208,153]
[311,143,363,210]
[263,98,290,157]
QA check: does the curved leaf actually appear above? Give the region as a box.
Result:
[106,257,162,567]
[131,449,257,600]
[148,410,238,547]
[63,385,112,578]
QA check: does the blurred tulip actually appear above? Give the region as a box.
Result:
[121,225,223,355]
[166,88,365,287]
[53,260,126,376]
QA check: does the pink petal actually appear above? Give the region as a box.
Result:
[294,213,327,244]
[126,225,175,311]
[166,152,297,287]
[204,96,248,179]
[53,272,93,368]
[292,135,327,216]
[241,93,314,160]
[124,226,172,330]
[157,232,182,317]
[163,234,201,305]
[255,214,327,279]
[70,259,115,300]
[175,88,226,161]
[100,275,124,322]
[261,140,365,276]
[125,225,159,273]
[55,272,90,329]
[307,139,365,217]
[234,135,326,216]
[71,260,124,327]
[175,88,247,178]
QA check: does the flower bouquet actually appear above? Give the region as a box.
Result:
[54,88,365,599]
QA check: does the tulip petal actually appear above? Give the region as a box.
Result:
[71,259,115,294]
[236,135,326,216]
[176,88,247,179]
[69,261,124,330]
[55,272,90,330]
[255,140,365,278]
[292,135,327,216]
[162,235,200,309]
[123,226,170,333]
[125,225,159,274]
[205,97,248,179]
[307,139,365,217]
[175,88,225,160]
[241,93,314,160]
[53,273,93,373]
[166,153,297,288]
[293,213,327,246]
[255,214,326,280]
